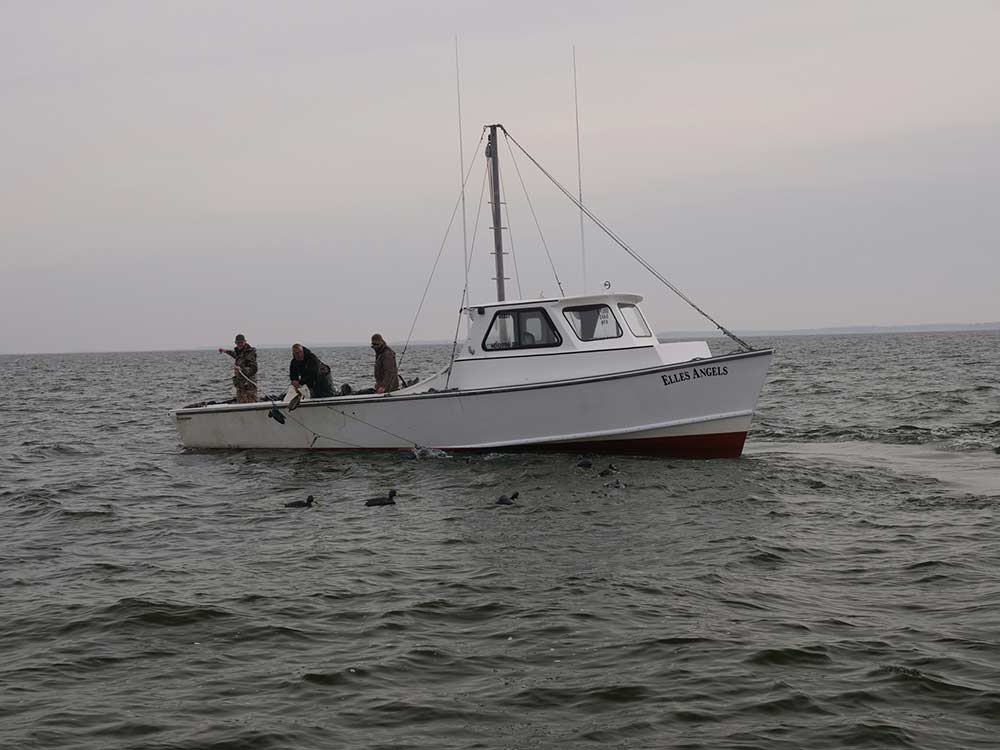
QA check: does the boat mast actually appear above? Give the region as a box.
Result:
[486,124,506,301]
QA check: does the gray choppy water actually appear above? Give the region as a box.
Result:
[2,332,999,749]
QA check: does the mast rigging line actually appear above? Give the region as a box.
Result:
[501,133,565,296]
[466,162,491,276]
[448,162,491,389]
[445,298,465,391]
[400,131,487,368]
[500,126,752,351]
[497,163,524,299]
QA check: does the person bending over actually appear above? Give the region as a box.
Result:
[289,343,335,398]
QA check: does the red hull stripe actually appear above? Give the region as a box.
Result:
[541,431,748,459]
[309,431,749,459]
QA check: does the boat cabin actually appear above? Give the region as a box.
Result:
[466,293,651,355]
[407,292,712,392]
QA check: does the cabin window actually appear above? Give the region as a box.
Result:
[563,304,622,341]
[482,308,562,351]
[618,303,652,337]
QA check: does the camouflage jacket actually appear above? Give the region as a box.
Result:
[225,345,258,388]
[374,346,399,392]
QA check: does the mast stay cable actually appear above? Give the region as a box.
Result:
[502,132,565,296]
[498,163,524,299]
[466,162,490,276]
[400,131,486,368]
[501,126,752,351]
[447,161,491,389]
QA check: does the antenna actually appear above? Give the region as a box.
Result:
[455,35,470,316]
[573,46,586,295]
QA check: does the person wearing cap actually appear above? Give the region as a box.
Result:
[218,334,258,403]
[370,333,400,394]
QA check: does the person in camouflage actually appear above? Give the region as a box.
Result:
[218,334,258,403]
[370,333,400,394]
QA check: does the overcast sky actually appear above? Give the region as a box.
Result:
[2,1,998,353]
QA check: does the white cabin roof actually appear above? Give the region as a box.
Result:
[465,292,643,311]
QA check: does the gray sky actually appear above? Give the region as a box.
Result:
[3,1,999,354]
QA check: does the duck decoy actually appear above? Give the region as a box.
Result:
[285,495,315,508]
[598,463,619,477]
[365,489,398,507]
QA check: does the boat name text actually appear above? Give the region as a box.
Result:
[661,365,729,387]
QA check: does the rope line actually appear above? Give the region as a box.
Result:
[285,410,368,449]
[234,370,367,448]
[501,127,752,351]
[234,369,417,449]
[321,404,418,447]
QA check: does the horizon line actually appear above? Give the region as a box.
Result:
[2,321,998,357]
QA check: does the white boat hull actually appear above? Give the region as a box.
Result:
[174,349,772,458]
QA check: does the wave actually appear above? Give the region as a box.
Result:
[872,663,997,703]
[58,505,115,520]
[380,598,512,624]
[746,645,832,666]
[831,721,917,748]
[58,598,235,636]
[17,442,99,457]
[754,420,1000,451]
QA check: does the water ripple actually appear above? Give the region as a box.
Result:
[2,337,1000,749]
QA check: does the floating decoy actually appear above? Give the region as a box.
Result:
[285,495,315,508]
[598,463,619,477]
[365,489,398,507]
[496,491,520,506]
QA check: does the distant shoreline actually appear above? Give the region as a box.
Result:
[660,322,1000,339]
[2,324,998,356]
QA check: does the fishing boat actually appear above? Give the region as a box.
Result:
[174,125,772,458]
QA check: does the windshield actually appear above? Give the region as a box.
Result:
[618,303,652,337]
[562,304,623,341]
